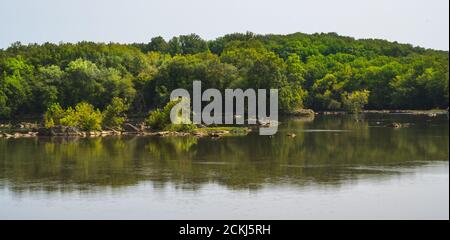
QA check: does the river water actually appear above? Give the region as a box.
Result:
[0,113,448,219]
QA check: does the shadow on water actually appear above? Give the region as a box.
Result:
[0,114,448,193]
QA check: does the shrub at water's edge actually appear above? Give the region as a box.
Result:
[146,98,197,132]
[45,102,103,131]
[40,98,249,136]
[342,90,370,113]
[102,97,129,130]
[44,98,128,131]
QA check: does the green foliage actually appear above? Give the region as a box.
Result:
[60,59,136,109]
[342,90,370,113]
[152,52,240,106]
[44,103,65,127]
[279,83,307,113]
[167,34,208,55]
[146,108,166,130]
[33,65,62,112]
[0,92,8,117]
[102,97,129,130]
[147,36,170,53]
[146,100,180,130]
[44,102,103,131]
[59,107,79,127]
[0,56,33,117]
[146,99,196,131]
[165,123,197,132]
[74,102,103,131]
[309,73,344,110]
[1,32,448,120]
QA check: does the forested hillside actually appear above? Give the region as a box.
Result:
[1,32,448,119]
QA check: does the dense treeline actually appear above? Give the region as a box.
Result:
[0,32,448,119]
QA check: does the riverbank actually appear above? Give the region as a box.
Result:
[0,124,252,139]
[316,109,448,116]
[1,109,448,139]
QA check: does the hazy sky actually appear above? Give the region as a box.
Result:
[0,0,448,50]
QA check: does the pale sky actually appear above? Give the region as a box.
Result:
[0,0,448,50]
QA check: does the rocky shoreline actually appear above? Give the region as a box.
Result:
[1,109,447,139]
[316,109,448,116]
[0,123,252,139]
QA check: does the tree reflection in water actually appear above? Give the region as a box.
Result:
[0,114,448,193]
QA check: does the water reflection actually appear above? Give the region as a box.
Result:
[0,114,448,193]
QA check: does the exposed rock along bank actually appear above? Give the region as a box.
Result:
[0,124,251,139]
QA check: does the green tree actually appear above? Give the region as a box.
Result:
[60,58,102,107]
[178,34,208,54]
[44,102,103,131]
[146,98,196,131]
[342,90,370,113]
[33,65,62,113]
[0,57,33,117]
[148,36,170,53]
[44,103,66,127]
[102,97,129,130]
[73,102,103,131]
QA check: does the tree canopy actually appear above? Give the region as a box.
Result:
[0,32,448,119]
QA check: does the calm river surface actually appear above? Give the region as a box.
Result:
[0,114,448,219]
